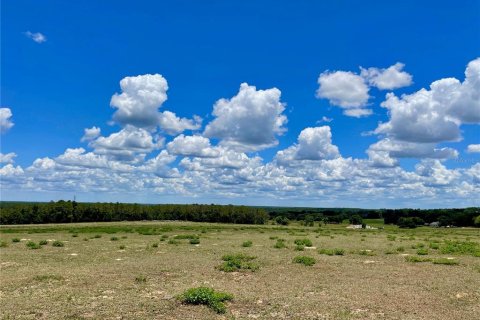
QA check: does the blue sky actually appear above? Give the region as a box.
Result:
[1,0,479,208]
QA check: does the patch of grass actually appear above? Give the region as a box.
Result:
[334,248,345,255]
[189,238,200,244]
[273,239,286,249]
[358,249,375,256]
[11,238,20,243]
[26,241,41,249]
[218,253,259,272]
[168,239,179,245]
[432,258,459,265]
[411,243,425,249]
[179,287,233,314]
[396,246,405,252]
[151,242,159,248]
[295,245,305,251]
[0,240,8,248]
[293,255,316,266]
[318,248,345,256]
[384,249,396,255]
[294,239,313,247]
[242,240,252,247]
[174,234,198,240]
[405,256,431,263]
[52,240,64,247]
[39,240,48,246]
[429,242,440,250]
[417,248,429,255]
[110,236,119,241]
[440,240,480,257]
[135,275,147,283]
[33,274,64,281]
[387,235,396,241]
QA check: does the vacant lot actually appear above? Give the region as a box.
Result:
[1,221,479,319]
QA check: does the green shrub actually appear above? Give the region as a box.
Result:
[26,241,41,249]
[334,248,345,255]
[294,239,313,247]
[432,258,459,265]
[39,240,48,246]
[295,245,305,251]
[273,239,286,249]
[318,248,334,256]
[293,255,316,266]
[417,248,429,255]
[275,216,289,225]
[242,240,253,247]
[190,238,200,245]
[12,238,20,243]
[405,256,431,263]
[52,240,64,247]
[179,287,233,314]
[218,253,259,272]
[174,234,199,240]
[429,242,440,250]
[411,243,425,249]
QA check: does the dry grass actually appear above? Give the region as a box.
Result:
[0,220,479,319]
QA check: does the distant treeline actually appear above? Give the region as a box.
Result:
[0,201,268,225]
[266,207,480,227]
[0,201,478,227]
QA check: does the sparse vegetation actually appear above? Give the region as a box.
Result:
[242,240,252,247]
[293,255,316,266]
[179,287,233,314]
[294,238,313,247]
[39,240,48,245]
[218,253,259,272]
[11,238,20,243]
[52,240,64,247]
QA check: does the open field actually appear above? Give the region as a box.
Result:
[1,221,479,320]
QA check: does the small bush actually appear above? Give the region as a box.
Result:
[39,240,48,246]
[110,236,119,241]
[334,248,345,255]
[135,275,147,283]
[417,248,429,255]
[405,256,431,263]
[242,240,253,247]
[12,238,20,243]
[26,241,41,249]
[273,239,286,249]
[293,255,316,266]
[119,245,126,250]
[275,216,289,225]
[294,239,313,247]
[190,238,200,245]
[174,234,198,240]
[179,287,233,314]
[52,240,64,247]
[218,253,259,272]
[440,240,480,257]
[432,258,459,265]
[295,245,305,251]
[411,243,425,249]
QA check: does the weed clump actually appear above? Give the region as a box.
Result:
[39,240,48,246]
[218,253,259,272]
[26,241,41,249]
[0,241,8,248]
[387,235,396,241]
[119,245,126,250]
[242,240,253,247]
[295,245,305,251]
[405,256,431,263]
[135,275,147,283]
[189,238,200,245]
[179,287,233,314]
[432,258,459,265]
[12,238,20,243]
[274,239,286,249]
[110,236,119,241]
[294,239,313,247]
[293,255,316,266]
[52,240,64,247]
[417,248,429,255]
[440,241,480,257]
[168,239,179,245]
[318,248,345,256]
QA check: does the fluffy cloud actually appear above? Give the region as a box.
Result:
[467,144,480,153]
[204,83,287,152]
[24,31,46,43]
[90,126,163,161]
[276,126,340,165]
[0,152,17,164]
[158,111,202,135]
[375,58,480,143]
[111,74,169,128]
[0,108,14,133]
[316,71,370,116]
[81,126,101,142]
[167,135,219,158]
[360,62,413,90]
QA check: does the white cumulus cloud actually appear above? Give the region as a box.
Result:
[467,144,480,153]
[360,62,413,90]
[204,83,287,152]
[0,152,17,164]
[0,108,14,133]
[81,126,101,142]
[24,31,47,43]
